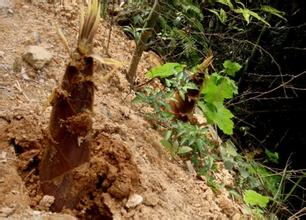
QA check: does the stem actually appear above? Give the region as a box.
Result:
[126,0,160,85]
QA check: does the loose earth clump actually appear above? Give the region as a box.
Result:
[5,116,140,218]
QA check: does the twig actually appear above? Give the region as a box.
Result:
[228,71,306,107]
[289,207,306,219]
[14,80,31,102]
[105,0,115,56]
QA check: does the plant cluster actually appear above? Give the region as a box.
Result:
[133,59,286,218]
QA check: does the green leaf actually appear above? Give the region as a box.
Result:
[160,139,173,150]
[223,60,242,76]
[261,5,287,21]
[224,140,238,157]
[219,9,227,24]
[208,9,227,24]
[234,8,270,26]
[265,149,279,164]
[146,63,186,79]
[201,73,238,103]
[182,4,203,20]
[199,102,234,135]
[216,0,233,9]
[164,130,172,140]
[177,146,193,154]
[234,8,250,24]
[243,190,270,208]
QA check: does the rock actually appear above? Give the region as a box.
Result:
[125,194,143,208]
[0,207,15,217]
[0,0,10,9]
[0,0,12,16]
[13,57,22,73]
[22,46,52,70]
[38,195,55,211]
[0,151,7,163]
[0,50,4,58]
[143,192,159,207]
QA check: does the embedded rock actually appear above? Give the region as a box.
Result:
[22,46,52,70]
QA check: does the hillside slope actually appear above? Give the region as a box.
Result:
[0,1,246,219]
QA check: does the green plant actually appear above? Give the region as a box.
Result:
[144,59,241,134]
[133,58,304,217]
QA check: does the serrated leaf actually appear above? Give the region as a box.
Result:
[261,5,287,21]
[199,102,234,135]
[146,63,186,79]
[223,60,242,76]
[201,73,238,103]
[243,190,270,208]
[177,146,193,154]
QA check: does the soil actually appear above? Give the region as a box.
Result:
[0,1,248,219]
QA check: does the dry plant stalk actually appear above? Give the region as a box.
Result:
[39,0,101,211]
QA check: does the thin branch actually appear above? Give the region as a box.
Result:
[228,71,306,107]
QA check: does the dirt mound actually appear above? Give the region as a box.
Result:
[0,1,247,219]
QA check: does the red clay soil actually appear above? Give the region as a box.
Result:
[0,1,248,219]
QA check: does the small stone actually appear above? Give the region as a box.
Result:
[0,207,15,217]
[0,51,4,58]
[11,190,18,195]
[143,193,159,207]
[125,194,143,208]
[0,0,10,9]
[22,46,53,70]
[0,151,7,163]
[32,210,41,215]
[232,213,242,220]
[38,195,55,211]
[13,57,22,73]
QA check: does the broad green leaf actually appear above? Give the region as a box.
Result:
[223,60,242,76]
[261,5,287,21]
[146,63,186,79]
[199,102,234,135]
[177,146,193,154]
[201,73,238,103]
[217,0,233,9]
[243,190,270,208]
